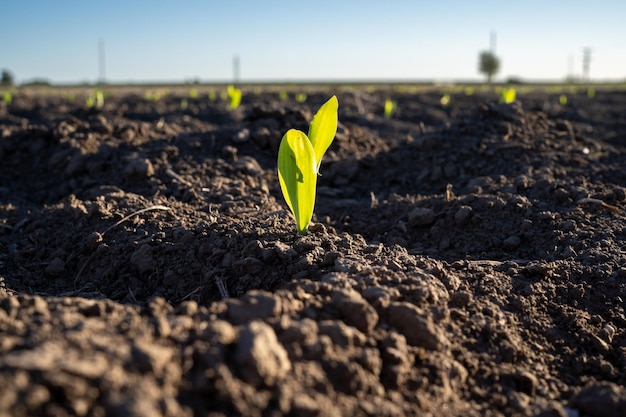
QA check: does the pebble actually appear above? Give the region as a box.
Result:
[235,321,291,387]
[503,235,521,249]
[407,207,436,227]
[227,290,281,325]
[45,257,66,276]
[569,382,626,417]
[123,157,155,179]
[454,206,473,226]
[386,302,448,350]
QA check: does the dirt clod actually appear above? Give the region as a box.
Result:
[1,88,625,416]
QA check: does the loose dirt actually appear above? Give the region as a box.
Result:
[1,86,625,416]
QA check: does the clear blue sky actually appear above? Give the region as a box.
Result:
[2,1,625,84]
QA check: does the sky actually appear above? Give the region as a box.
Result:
[2,1,626,84]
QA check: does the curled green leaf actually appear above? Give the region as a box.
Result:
[278,129,318,234]
[308,95,338,173]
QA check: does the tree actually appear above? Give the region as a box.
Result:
[478,51,500,83]
[1,69,15,86]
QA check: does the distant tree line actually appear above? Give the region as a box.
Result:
[1,69,14,86]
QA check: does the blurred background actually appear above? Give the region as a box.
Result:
[1,0,625,86]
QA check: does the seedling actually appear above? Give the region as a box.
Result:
[559,94,568,106]
[86,89,104,109]
[277,96,338,234]
[440,94,450,107]
[145,91,161,102]
[63,92,75,103]
[384,99,396,118]
[295,93,307,103]
[500,88,516,104]
[227,85,242,109]
[180,98,188,110]
[2,91,12,105]
[189,88,199,99]
[587,88,596,98]
[279,91,288,101]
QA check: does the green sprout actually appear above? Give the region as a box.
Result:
[384,98,396,118]
[85,89,104,109]
[295,93,307,103]
[145,91,161,102]
[2,91,12,105]
[227,85,242,109]
[440,94,450,107]
[279,91,288,101]
[189,88,199,99]
[208,90,217,101]
[61,92,75,103]
[180,98,188,110]
[587,88,596,98]
[500,88,516,104]
[559,94,568,106]
[277,96,338,234]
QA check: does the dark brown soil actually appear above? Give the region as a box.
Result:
[1,86,625,417]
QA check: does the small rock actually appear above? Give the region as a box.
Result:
[232,128,250,143]
[227,290,281,325]
[569,382,626,417]
[454,206,473,226]
[45,257,66,276]
[318,320,366,348]
[332,289,379,333]
[131,341,174,373]
[130,244,155,274]
[503,235,521,249]
[235,321,291,387]
[408,207,436,227]
[124,158,155,179]
[251,126,270,147]
[386,302,448,350]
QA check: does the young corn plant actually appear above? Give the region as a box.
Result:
[2,91,12,105]
[227,85,242,109]
[277,96,338,234]
[500,87,516,104]
[384,99,396,118]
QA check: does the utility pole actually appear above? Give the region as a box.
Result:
[98,39,106,85]
[582,47,591,82]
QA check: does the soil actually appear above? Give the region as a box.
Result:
[1,86,625,417]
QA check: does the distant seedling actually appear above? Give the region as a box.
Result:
[189,88,199,99]
[587,88,596,98]
[279,91,288,101]
[145,91,161,102]
[440,94,450,107]
[559,94,568,106]
[500,88,516,104]
[278,96,338,234]
[2,91,12,105]
[227,85,242,109]
[295,93,307,103]
[86,89,104,109]
[384,99,396,118]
